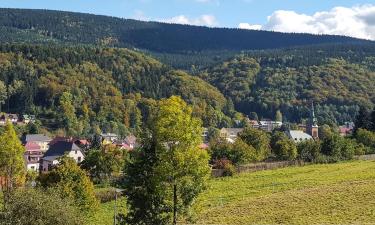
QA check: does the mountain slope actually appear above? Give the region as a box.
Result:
[200,44,375,124]
[0,8,371,54]
[0,44,231,134]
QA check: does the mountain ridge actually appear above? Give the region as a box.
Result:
[0,8,372,54]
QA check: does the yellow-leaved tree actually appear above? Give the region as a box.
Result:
[0,122,26,200]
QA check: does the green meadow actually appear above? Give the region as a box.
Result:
[193,160,375,224]
[88,160,375,224]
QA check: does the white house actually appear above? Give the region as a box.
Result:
[286,130,313,143]
[41,141,85,172]
[220,128,244,143]
[24,141,44,172]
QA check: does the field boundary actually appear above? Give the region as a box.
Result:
[212,154,375,177]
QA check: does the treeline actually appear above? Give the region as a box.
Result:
[0,8,369,54]
[199,46,375,125]
[0,44,235,136]
[209,125,372,176]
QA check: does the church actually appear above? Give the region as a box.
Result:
[286,103,319,143]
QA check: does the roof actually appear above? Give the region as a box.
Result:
[124,135,136,145]
[25,141,41,151]
[49,137,71,146]
[24,134,51,143]
[43,141,81,158]
[101,133,118,137]
[220,128,244,133]
[199,143,209,149]
[287,130,313,142]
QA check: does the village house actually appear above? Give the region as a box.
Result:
[22,134,52,152]
[258,120,283,132]
[101,133,119,145]
[115,135,137,150]
[247,119,260,129]
[220,128,244,143]
[338,122,354,136]
[22,114,36,124]
[24,142,44,171]
[41,140,84,172]
[0,113,19,125]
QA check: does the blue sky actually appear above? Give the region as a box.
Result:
[1,0,375,39]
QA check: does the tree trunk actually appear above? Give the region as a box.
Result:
[173,184,177,225]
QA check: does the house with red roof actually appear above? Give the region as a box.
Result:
[24,141,44,171]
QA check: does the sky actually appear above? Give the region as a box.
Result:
[0,0,375,40]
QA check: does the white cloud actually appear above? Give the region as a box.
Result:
[238,23,261,30]
[161,14,218,26]
[238,4,375,40]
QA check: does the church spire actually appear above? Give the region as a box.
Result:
[309,102,318,127]
[307,101,319,139]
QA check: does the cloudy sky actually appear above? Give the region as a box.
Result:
[1,0,374,40]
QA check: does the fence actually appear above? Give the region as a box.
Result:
[212,160,306,178]
[212,154,375,177]
[354,154,375,161]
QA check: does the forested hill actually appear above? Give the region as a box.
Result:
[0,8,371,54]
[0,44,234,136]
[200,44,375,125]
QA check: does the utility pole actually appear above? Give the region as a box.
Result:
[113,189,117,225]
[113,188,124,225]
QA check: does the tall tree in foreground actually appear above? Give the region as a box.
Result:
[124,96,210,225]
[0,122,26,204]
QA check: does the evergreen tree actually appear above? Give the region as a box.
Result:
[354,106,371,134]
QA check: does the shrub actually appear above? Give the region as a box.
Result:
[271,131,297,161]
[94,188,120,203]
[321,134,355,162]
[213,159,236,177]
[238,127,271,161]
[1,188,82,225]
[355,128,375,154]
[297,140,321,162]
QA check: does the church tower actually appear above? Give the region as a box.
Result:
[307,102,319,139]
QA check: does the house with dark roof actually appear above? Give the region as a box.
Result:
[41,141,84,172]
[22,134,52,151]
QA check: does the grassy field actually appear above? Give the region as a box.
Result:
[192,160,375,224]
[86,189,127,225]
[86,160,375,224]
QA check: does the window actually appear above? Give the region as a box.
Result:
[75,150,78,154]
[78,157,82,162]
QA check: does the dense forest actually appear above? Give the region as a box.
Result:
[0,8,370,53]
[199,44,375,125]
[0,44,235,136]
[0,8,374,128]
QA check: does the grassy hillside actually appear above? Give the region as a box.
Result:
[192,160,375,224]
